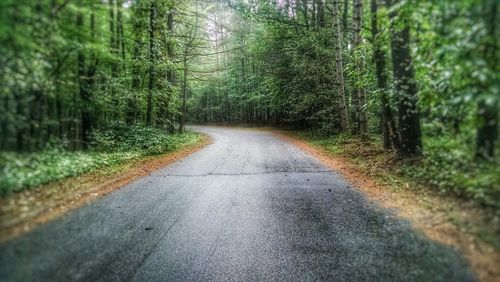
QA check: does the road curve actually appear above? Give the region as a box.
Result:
[0,126,474,281]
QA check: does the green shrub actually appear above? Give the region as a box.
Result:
[0,125,201,195]
[299,131,500,210]
[0,150,140,194]
[91,123,199,155]
[402,136,500,209]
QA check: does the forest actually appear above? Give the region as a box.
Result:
[0,0,498,208]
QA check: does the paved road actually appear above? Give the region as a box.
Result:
[0,126,474,281]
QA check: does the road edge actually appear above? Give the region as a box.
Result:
[0,133,212,243]
[271,129,499,282]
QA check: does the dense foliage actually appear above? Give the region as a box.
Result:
[189,0,498,160]
[0,0,206,152]
[0,0,212,194]
[0,126,200,195]
[302,132,500,209]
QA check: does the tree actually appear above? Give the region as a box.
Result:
[371,0,398,149]
[127,0,145,125]
[76,3,96,149]
[1,0,497,168]
[353,0,368,134]
[146,0,157,127]
[0,0,196,152]
[165,2,177,133]
[388,0,422,157]
[475,0,498,160]
[333,0,350,132]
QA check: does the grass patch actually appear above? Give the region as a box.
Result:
[0,125,201,196]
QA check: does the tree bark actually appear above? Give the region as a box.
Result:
[146,1,156,127]
[109,0,118,120]
[165,5,176,133]
[126,1,144,125]
[109,0,116,51]
[371,0,398,149]
[179,50,188,133]
[333,0,349,131]
[316,0,325,27]
[388,0,422,157]
[167,8,176,85]
[77,9,91,149]
[117,0,126,61]
[302,0,309,28]
[476,0,498,160]
[353,0,367,134]
[343,0,349,34]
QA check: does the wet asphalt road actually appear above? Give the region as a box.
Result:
[0,126,474,281]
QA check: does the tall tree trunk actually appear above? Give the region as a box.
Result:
[165,5,176,133]
[179,50,188,133]
[371,0,398,149]
[353,0,367,134]
[126,1,144,125]
[311,0,317,26]
[77,10,91,149]
[302,0,309,27]
[87,8,98,126]
[117,0,126,61]
[15,89,25,151]
[316,0,325,27]
[388,0,422,157]
[109,0,116,51]
[476,100,498,159]
[167,9,176,85]
[333,0,349,131]
[342,0,349,34]
[476,0,498,160]
[109,0,118,120]
[146,1,156,127]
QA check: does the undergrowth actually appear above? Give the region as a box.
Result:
[297,131,500,212]
[0,125,201,195]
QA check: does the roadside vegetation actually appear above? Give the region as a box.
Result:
[0,0,208,196]
[298,131,500,211]
[0,124,201,195]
